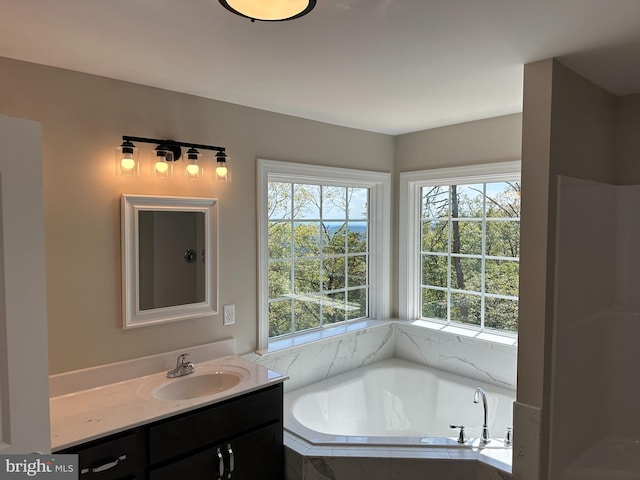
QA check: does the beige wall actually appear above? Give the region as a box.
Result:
[519,59,619,479]
[0,56,525,376]
[615,93,640,183]
[393,113,523,312]
[0,57,394,374]
[395,113,523,171]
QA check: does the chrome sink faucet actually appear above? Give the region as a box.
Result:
[167,353,196,378]
[473,387,490,445]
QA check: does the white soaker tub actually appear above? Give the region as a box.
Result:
[284,357,515,448]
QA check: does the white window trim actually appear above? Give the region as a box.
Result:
[399,161,521,327]
[257,159,391,350]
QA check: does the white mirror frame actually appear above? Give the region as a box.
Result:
[121,194,218,329]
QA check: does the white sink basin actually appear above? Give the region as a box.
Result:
[153,372,242,401]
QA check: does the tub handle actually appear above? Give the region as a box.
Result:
[505,426,513,446]
[449,424,466,444]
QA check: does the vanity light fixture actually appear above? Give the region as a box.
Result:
[185,147,202,180]
[117,136,229,181]
[154,144,172,178]
[116,140,140,176]
[215,151,230,182]
[219,0,316,22]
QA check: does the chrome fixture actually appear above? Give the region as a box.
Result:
[473,387,490,445]
[167,353,196,378]
[449,424,466,444]
[504,426,513,447]
[219,0,316,22]
[116,136,229,181]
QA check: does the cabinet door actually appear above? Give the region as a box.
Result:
[150,422,282,480]
[149,448,220,480]
[223,423,282,480]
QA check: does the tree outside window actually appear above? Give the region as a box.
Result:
[421,181,520,333]
[267,181,369,339]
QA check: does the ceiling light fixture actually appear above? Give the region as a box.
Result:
[116,136,229,181]
[219,0,316,22]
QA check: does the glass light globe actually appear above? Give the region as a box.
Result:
[155,161,169,174]
[216,165,228,177]
[186,164,200,176]
[121,156,136,171]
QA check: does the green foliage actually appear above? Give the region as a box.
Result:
[267,183,369,338]
[420,181,520,333]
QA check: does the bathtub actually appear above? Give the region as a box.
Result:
[284,357,515,448]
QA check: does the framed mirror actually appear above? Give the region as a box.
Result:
[121,194,218,328]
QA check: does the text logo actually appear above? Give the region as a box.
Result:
[0,455,77,479]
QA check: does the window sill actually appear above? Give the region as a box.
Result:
[257,319,393,355]
[408,318,518,347]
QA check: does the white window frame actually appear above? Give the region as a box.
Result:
[258,159,391,350]
[399,161,521,333]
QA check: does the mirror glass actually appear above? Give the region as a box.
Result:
[122,195,218,328]
[138,210,206,310]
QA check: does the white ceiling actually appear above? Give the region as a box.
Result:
[2,0,640,135]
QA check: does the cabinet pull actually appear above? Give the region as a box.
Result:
[227,444,234,477]
[216,447,224,479]
[81,454,126,474]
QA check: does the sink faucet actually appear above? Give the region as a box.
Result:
[473,387,490,445]
[167,353,195,378]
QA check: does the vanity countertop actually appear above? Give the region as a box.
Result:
[50,354,287,451]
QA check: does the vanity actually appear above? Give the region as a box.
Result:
[49,199,286,478]
[50,341,287,480]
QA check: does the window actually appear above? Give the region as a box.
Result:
[399,162,520,335]
[258,160,391,350]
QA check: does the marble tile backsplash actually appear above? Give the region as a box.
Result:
[249,321,395,392]
[394,322,517,389]
[250,320,517,392]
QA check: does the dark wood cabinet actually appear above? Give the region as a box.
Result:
[57,383,284,480]
[59,430,145,480]
[149,423,281,480]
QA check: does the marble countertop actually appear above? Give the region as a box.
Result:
[50,354,287,451]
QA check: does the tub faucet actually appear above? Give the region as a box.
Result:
[167,353,195,378]
[473,387,490,445]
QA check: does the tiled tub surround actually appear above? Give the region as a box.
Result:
[250,320,517,393]
[49,339,287,450]
[251,320,517,479]
[248,320,396,392]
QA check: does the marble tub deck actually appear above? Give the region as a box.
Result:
[284,432,513,480]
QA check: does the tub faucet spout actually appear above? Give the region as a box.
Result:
[473,387,490,445]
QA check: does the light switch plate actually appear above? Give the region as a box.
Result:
[223,304,235,325]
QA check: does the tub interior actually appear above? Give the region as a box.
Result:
[285,357,515,445]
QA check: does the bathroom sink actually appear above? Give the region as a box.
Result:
[153,372,242,401]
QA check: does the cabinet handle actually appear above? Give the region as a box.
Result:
[216,447,224,479]
[81,454,126,474]
[227,444,234,477]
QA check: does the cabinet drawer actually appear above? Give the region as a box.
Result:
[73,432,142,480]
[148,384,282,464]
